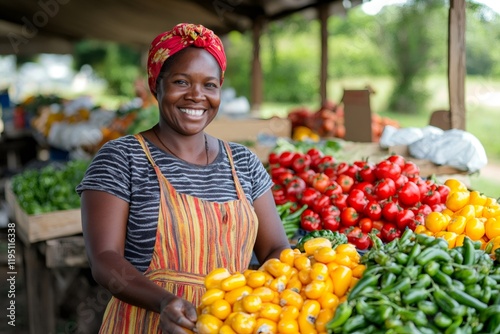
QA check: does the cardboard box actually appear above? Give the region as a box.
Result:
[5,181,82,244]
[205,117,291,162]
[341,89,373,143]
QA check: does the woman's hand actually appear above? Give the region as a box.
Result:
[159,295,198,333]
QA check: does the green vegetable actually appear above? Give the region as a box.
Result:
[347,274,381,301]
[11,160,89,214]
[326,302,352,330]
[446,289,488,311]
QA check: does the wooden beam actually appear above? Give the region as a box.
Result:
[448,0,466,130]
[250,16,264,115]
[319,3,329,107]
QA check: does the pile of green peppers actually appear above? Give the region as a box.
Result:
[326,228,500,334]
[11,160,89,214]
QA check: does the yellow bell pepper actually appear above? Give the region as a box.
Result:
[205,267,231,289]
[446,191,470,212]
[465,217,486,241]
[221,272,247,291]
[196,314,224,334]
[210,299,232,320]
[447,216,467,235]
[241,294,262,314]
[315,309,334,333]
[303,280,327,300]
[303,237,332,256]
[485,217,500,240]
[330,265,353,298]
[277,318,299,334]
[298,299,320,334]
[425,212,448,233]
[279,288,304,309]
[254,318,277,334]
[230,312,256,334]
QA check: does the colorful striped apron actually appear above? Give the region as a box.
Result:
[98,134,259,333]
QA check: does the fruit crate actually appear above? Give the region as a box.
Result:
[5,180,82,244]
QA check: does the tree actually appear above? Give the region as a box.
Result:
[375,0,447,114]
[73,40,142,98]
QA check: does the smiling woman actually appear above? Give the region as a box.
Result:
[76,23,291,334]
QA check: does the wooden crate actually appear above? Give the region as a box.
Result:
[5,181,82,244]
[43,236,88,268]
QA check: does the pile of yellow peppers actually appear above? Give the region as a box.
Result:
[416,178,500,255]
[195,238,365,333]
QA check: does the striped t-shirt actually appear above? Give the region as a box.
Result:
[76,135,273,272]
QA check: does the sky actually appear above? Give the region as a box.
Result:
[362,0,500,15]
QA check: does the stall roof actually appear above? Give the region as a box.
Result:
[0,0,355,55]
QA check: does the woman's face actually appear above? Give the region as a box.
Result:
[156,47,222,136]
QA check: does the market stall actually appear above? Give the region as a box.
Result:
[4,90,497,333]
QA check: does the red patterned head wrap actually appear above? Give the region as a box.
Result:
[147,23,227,96]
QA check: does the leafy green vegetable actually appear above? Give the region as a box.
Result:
[11,160,90,214]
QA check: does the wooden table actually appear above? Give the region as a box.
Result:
[19,234,106,334]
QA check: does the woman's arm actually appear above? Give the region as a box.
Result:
[81,190,197,332]
[252,189,291,264]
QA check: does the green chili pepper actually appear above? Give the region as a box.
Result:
[401,265,421,279]
[486,313,500,334]
[463,237,475,265]
[450,247,464,264]
[417,248,452,266]
[381,277,411,294]
[479,305,500,323]
[430,237,450,251]
[384,318,403,329]
[380,272,397,289]
[348,274,381,301]
[402,288,430,305]
[452,279,465,291]
[415,233,435,246]
[374,304,393,325]
[465,284,483,299]
[384,262,403,275]
[434,312,453,328]
[398,309,427,327]
[433,270,453,287]
[433,288,461,316]
[443,317,464,334]
[326,302,352,330]
[406,243,421,266]
[394,252,409,265]
[479,286,492,304]
[399,227,414,244]
[341,314,367,333]
[413,273,433,289]
[354,297,370,314]
[440,263,454,276]
[446,288,488,312]
[453,268,480,285]
[374,251,391,266]
[424,260,440,276]
[418,300,439,315]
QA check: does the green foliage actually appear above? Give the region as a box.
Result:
[73,40,142,98]
[225,31,253,98]
[328,12,389,76]
[375,0,445,113]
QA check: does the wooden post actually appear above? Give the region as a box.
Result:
[251,16,264,116]
[448,0,466,130]
[319,3,330,107]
